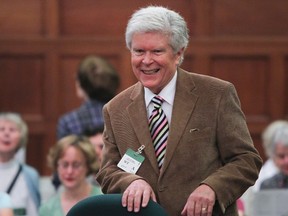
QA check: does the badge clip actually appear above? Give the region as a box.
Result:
[135,145,145,155]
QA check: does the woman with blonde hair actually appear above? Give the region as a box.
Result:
[39,135,102,216]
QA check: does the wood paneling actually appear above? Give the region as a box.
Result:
[0,55,45,114]
[213,0,288,36]
[59,0,196,36]
[211,56,270,118]
[0,0,288,174]
[0,0,44,36]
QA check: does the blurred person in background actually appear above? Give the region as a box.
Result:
[83,125,104,166]
[83,125,104,186]
[260,120,288,189]
[253,120,286,191]
[53,55,120,190]
[39,135,102,216]
[240,120,287,215]
[0,112,40,216]
[57,55,120,140]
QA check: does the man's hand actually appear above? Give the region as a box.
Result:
[122,179,156,212]
[181,184,216,216]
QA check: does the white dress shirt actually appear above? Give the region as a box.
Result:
[144,71,177,125]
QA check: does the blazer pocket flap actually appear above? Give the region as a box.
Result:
[188,127,212,140]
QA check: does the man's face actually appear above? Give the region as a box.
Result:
[130,32,183,94]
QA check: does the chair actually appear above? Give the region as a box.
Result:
[66,193,169,216]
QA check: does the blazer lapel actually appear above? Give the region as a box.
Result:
[127,83,160,174]
[161,69,198,174]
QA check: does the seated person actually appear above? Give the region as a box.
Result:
[83,125,104,166]
[260,120,288,189]
[0,192,14,216]
[83,126,104,186]
[57,55,120,139]
[0,112,40,216]
[39,135,102,216]
[253,120,286,191]
[240,120,286,215]
[53,56,120,190]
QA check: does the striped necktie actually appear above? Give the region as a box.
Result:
[149,96,169,169]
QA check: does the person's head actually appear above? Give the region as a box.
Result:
[125,6,189,94]
[0,112,28,160]
[47,135,98,189]
[76,55,120,103]
[262,120,288,175]
[83,126,104,164]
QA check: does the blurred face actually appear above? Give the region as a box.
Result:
[130,32,183,94]
[273,143,288,175]
[0,120,21,158]
[57,146,88,190]
[89,133,104,163]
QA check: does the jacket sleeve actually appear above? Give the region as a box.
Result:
[201,83,262,213]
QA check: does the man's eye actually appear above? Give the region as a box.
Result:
[133,50,144,56]
[153,50,163,54]
[276,154,285,159]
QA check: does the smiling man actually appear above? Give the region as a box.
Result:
[96,6,262,216]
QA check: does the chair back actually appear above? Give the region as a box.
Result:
[66,193,169,216]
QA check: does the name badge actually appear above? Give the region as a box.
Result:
[14,208,26,216]
[117,147,145,174]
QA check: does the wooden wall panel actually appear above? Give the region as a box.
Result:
[59,0,196,36]
[181,54,195,72]
[58,56,82,114]
[210,56,270,119]
[213,0,288,36]
[26,134,45,172]
[0,0,44,36]
[0,55,45,114]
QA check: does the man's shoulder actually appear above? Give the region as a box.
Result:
[180,69,230,86]
[260,173,282,189]
[58,103,92,124]
[107,83,140,105]
[22,164,40,181]
[178,69,233,95]
[58,107,80,122]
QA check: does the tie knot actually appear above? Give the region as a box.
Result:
[152,96,164,109]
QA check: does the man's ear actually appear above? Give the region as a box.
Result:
[176,47,185,65]
[75,81,87,100]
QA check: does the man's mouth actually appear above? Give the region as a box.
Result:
[141,69,160,75]
[0,140,11,146]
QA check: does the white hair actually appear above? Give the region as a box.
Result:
[125,6,189,65]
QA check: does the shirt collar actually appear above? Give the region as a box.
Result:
[144,71,177,107]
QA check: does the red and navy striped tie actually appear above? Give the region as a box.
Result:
[149,96,169,169]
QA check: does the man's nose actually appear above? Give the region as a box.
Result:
[142,52,153,64]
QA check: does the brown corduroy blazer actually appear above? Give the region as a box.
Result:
[96,68,262,216]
